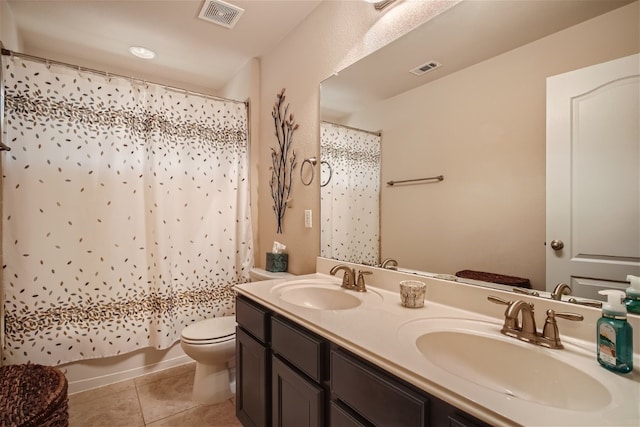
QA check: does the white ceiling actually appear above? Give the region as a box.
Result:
[5,0,635,104]
[6,0,322,94]
[321,0,635,120]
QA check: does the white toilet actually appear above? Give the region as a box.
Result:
[248,267,295,281]
[180,267,293,404]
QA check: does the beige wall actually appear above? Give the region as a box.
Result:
[342,2,639,289]
[257,0,460,274]
[1,0,22,50]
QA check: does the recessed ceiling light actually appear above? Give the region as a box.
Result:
[128,46,156,60]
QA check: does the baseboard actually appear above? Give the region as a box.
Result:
[59,341,191,394]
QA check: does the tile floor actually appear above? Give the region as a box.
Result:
[68,363,243,427]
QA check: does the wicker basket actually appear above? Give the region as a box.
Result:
[0,363,68,427]
[455,269,531,289]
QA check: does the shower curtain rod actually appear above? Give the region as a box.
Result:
[322,121,382,137]
[0,48,248,107]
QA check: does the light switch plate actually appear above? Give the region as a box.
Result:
[304,209,312,228]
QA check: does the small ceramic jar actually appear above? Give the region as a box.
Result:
[399,280,426,308]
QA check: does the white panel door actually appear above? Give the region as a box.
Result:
[546,54,640,298]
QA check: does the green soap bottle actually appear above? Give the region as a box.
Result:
[625,275,640,314]
[597,290,633,374]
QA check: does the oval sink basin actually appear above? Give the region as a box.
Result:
[271,279,382,310]
[280,286,361,310]
[400,319,611,411]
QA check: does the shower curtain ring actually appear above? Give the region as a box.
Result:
[301,157,317,186]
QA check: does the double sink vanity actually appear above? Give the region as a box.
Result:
[234,257,640,427]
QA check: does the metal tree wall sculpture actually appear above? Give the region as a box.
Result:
[270,88,298,234]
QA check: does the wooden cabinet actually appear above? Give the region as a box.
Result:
[271,315,327,427]
[271,316,325,383]
[236,295,491,427]
[331,349,427,426]
[236,295,327,427]
[330,348,490,427]
[236,297,271,427]
[272,355,324,427]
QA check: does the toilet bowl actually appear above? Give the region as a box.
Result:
[180,268,295,404]
[180,316,236,404]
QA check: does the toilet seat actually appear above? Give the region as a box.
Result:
[181,316,236,345]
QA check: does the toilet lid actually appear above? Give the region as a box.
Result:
[181,316,236,342]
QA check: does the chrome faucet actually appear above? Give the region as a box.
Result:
[330,265,356,288]
[380,258,398,270]
[330,265,371,292]
[488,295,583,349]
[501,299,538,344]
[513,283,601,307]
[550,282,572,300]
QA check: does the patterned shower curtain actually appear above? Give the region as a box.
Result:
[320,122,380,265]
[1,56,253,366]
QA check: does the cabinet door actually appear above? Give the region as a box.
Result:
[330,401,371,427]
[236,327,270,427]
[272,355,324,427]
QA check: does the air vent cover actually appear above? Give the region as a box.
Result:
[410,61,442,76]
[198,0,244,29]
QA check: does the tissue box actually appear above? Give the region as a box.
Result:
[266,253,288,272]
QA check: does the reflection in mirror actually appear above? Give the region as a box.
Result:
[320,122,381,265]
[320,0,639,296]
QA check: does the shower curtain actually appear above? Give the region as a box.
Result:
[1,56,253,366]
[320,122,380,266]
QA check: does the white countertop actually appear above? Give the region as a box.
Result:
[235,271,640,426]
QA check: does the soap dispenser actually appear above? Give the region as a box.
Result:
[625,275,640,314]
[597,290,633,374]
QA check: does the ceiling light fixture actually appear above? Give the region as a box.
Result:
[365,0,399,11]
[128,46,156,60]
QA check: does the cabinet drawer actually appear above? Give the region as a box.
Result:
[331,349,428,427]
[271,316,325,382]
[236,295,270,344]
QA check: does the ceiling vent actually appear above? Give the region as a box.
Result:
[410,61,442,76]
[198,0,244,29]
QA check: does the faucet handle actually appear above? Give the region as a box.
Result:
[512,287,540,297]
[487,295,510,306]
[553,311,584,322]
[567,297,603,308]
[355,270,372,292]
[540,309,584,349]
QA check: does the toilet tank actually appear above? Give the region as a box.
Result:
[249,268,294,282]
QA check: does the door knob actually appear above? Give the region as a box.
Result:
[550,239,564,250]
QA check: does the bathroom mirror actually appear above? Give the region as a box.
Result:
[320,0,638,293]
